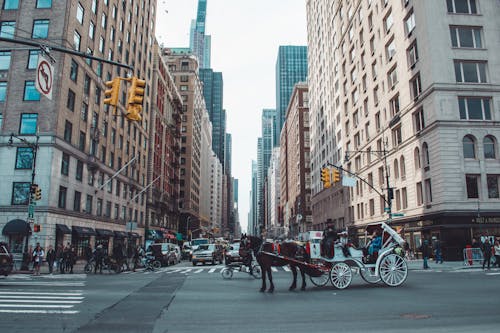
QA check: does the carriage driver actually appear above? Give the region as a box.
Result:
[239,236,253,275]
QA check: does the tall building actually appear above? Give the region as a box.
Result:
[249,160,258,235]
[267,147,281,238]
[256,137,263,232]
[199,69,225,164]
[189,0,211,69]
[261,109,276,178]
[306,0,500,259]
[0,0,157,256]
[199,110,213,230]
[275,45,308,146]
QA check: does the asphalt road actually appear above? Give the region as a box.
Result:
[1,262,499,333]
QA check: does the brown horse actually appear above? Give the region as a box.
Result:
[240,234,309,293]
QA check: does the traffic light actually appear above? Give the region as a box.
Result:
[31,184,42,201]
[126,77,146,121]
[332,169,341,183]
[320,167,331,189]
[33,224,41,233]
[104,78,121,107]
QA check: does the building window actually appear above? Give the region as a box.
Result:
[454,60,487,83]
[384,11,393,33]
[27,50,39,69]
[407,42,418,68]
[105,201,111,217]
[416,182,423,206]
[36,0,52,9]
[81,102,88,121]
[58,186,67,208]
[76,160,83,181]
[85,195,93,214]
[387,67,398,88]
[402,187,408,209]
[79,131,86,151]
[12,182,31,205]
[389,94,400,117]
[24,81,40,101]
[466,175,479,199]
[414,147,421,170]
[425,179,433,203]
[180,85,188,91]
[70,60,78,82]
[101,13,107,29]
[73,31,81,51]
[447,0,477,14]
[0,51,11,70]
[0,21,16,38]
[404,11,416,36]
[450,26,482,48]
[15,147,34,169]
[487,175,499,199]
[91,0,97,13]
[3,0,19,9]
[483,136,496,159]
[410,73,422,100]
[458,97,491,120]
[394,159,399,179]
[32,19,49,39]
[422,143,430,169]
[96,198,103,216]
[0,82,6,101]
[413,108,425,133]
[19,113,38,134]
[392,126,402,147]
[463,135,476,158]
[74,191,81,211]
[61,152,70,175]
[386,39,396,62]
[76,3,84,24]
[64,120,72,142]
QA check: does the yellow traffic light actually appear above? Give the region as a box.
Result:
[332,169,341,183]
[126,77,146,121]
[320,167,331,189]
[104,78,121,107]
[31,184,42,201]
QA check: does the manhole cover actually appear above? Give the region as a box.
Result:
[401,313,432,320]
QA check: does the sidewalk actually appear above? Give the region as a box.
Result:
[406,259,478,271]
[13,260,87,275]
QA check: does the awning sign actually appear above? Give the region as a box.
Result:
[35,53,54,100]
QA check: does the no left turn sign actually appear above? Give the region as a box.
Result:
[35,53,54,100]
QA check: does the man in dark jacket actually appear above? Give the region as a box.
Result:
[421,239,431,269]
[46,245,56,274]
[482,239,492,270]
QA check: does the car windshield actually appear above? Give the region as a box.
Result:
[195,244,214,252]
[192,239,209,246]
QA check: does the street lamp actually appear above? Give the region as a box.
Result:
[343,146,393,222]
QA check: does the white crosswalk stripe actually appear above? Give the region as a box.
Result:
[0,289,85,314]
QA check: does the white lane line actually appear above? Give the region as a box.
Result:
[179,269,193,274]
[271,267,278,272]
[0,299,82,304]
[283,266,291,272]
[208,268,216,273]
[40,274,87,279]
[167,269,181,274]
[193,269,204,273]
[486,272,500,275]
[0,292,83,296]
[0,304,74,308]
[0,310,79,314]
[0,296,84,300]
[0,282,85,287]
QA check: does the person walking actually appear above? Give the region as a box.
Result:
[56,244,65,274]
[432,236,443,264]
[494,240,500,268]
[420,238,431,269]
[32,243,44,276]
[84,244,93,264]
[94,244,104,274]
[46,245,56,274]
[482,238,492,270]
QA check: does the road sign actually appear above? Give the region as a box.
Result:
[35,53,54,100]
[28,204,35,218]
[392,213,405,217]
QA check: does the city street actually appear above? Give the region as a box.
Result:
[1,261,499,333]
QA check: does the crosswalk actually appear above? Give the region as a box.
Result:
[121,265,293,275]
[0,274,86,314]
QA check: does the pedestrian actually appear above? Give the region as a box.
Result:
[133,245,144,271]
[84,244,93,263]
[420,238,431,269]
[432,236,443,264]
[46,245,56,274]
[56,244,65,273]
[27,245,34,271]
[32,243,44,276]
[494,240,500,268]
[94,243,104,274]
[482,238,492,270]
[63,243,75,274]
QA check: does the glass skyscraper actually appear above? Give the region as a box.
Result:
[275,45,308,146]
[190,0,211,68]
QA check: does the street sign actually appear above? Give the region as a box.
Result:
[392,213,405,217]
[35,53,54,100]
[28,204,35,218]
[384,207,390,212]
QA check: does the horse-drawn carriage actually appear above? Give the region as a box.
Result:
[242,222,408,292]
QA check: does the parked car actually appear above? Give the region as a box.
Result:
[0,243,14,276]
[149,243,178,266]
[192,244,224,266]
[225,243,243,265]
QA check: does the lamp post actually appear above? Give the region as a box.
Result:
[343,146,393,222]
[8,133,39,270]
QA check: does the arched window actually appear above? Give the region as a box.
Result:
[483,136,496,159]
[422,143,430,167]
[414,147,421,170]
[462,135,476,159]
[400,156,406,179]
[393,159,399,179]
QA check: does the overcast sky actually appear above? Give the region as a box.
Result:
[156,0,307,231]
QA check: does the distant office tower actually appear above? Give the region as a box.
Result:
[200,69,225,164]
[190,0,211,68]
[262,109,276,180]
[275,45,308,146]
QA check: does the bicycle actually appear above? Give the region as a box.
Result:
[141,255,161,271]
[221,262,262,279]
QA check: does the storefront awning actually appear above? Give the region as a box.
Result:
[95,228,114,237]
[56,224,72,234]
[128,232,141,239]
[114,231,129,239]
[2,219,31,236]
[72,226,96,236]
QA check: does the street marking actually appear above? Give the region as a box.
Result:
[271,267,278,272]
[283,267,291,272]
[0,282,85,287]
[208,268,216,273]
[0,299,82,304]
[167,269,182,274]
[486,272,500,276]
[0,309,79,314]
[0,295,84,300]
[194,269,204,273]
[0,291,83,296]
[0,304,74,308]
[180,269,193,274]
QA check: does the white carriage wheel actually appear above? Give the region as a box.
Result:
[251,265,262,279]
[221,267,233,279]
[309,272,330,287]
[329,262,352,289]
[379,254,408,287]
[359,266,381,284]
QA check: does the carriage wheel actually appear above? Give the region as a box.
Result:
[152,260,162,269]
[329,263,352,289]
[251,265,262,279]
[309,272,330,287]
[221,267,233,279]
[359,266,381,284]
[379,254,408,287]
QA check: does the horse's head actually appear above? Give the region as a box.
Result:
[240,234,263,255]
